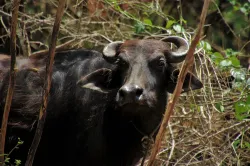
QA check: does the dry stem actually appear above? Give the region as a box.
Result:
[146,0,211,165]
[24,1,66,165]
[0,0,20,164]
[30,38,75,57]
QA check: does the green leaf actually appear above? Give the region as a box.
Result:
[166,20,176,29]
[142,12,149,17]
[212,52,224,59]
[240,7,248,15]
[229,0,236,5]
[134,21,145,34]
[143,19,152,31]
[204,42,212,51]
[199,41,212,51]
[15,159,21,166]
[244,142,250,149]
[18,140,24,145]
[245,95,250,111]
[173,24,184,33]
[246,78,250,87]
[229,56,241,67]
[180,17,187,24]
[232,81,244,90]
[230,68,246,81]
[219,59,232,68]
[211,52,224,65]
[5,157,10,163]
[239,3,250,15]
[225,49,238,58]
[246,95,250,105]
[143,18,152,26]
[234,101,250,121]
[215,102,224,112]
[233,139,240,149]
[235,101,248,113]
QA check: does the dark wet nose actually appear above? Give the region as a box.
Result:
[117,85,143,105]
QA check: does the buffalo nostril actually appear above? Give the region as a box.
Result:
[135,88,143,98]
[119,89,125,98]
[117,85,143,105]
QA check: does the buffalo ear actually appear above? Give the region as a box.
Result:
[166,69,203,93]
[77,68,114,93]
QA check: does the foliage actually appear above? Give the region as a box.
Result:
[228,0,250,16]
[208,47,250,121]
[234,95,250,121]
[2,138,23,166]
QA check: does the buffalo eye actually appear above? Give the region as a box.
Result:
[150,56,166,71]
[115,57,129,68]
[158,58,166,67]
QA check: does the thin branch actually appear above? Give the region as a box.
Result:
[165,123,175,166]
[146,0,211,165]
[211,0,240,43]
[17,0,31,57]
[24,1,66,165]
[0,0,20,164]
[19,20,31,57]
[29,38,75,57]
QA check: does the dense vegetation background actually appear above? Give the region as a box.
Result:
[0,0,249,165]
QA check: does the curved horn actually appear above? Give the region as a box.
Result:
[161,36,189,63]
[103,41,123,63]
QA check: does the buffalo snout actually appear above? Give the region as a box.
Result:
[116,84,144,106]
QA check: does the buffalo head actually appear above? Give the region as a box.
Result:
[78,36,202,117]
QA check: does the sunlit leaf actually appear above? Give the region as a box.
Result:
[220,59,232,68]
[235,101,250,121]
[15,159,22,166]
[173,24,184,33]
[166,20,176,29]
[246,78,250,87]
[5,157,10,163]
[204,42,212,51]
[211,52,224,65]
[215,102,224,112]
[230,68,245,81]
[143,18,153,31]
[229,56,241,67]
[180,17,187,24]
[225,48,239,58]
[199,41,212,51]
[143,18,152,26]
[229,0,236,5]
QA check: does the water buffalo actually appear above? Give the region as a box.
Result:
[0,36,202,166]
